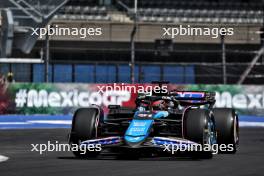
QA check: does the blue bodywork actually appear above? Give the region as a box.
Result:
[124,111,169,144]
[79,92,217,147]
[125,119,153,143]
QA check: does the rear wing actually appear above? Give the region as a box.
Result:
[170,91,216,106]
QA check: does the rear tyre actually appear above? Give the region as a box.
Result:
[213,108,239,154]
[69,108,102,158]
[184,109,217,159]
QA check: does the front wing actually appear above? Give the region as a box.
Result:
[80,136,198,149]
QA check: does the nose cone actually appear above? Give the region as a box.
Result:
[124,136,146,148]
[124,119,153,147]
[125,136,145,143]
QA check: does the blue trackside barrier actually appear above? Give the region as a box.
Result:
[239,115,264,127]
[0,115,72,129]
[0,115,263,129]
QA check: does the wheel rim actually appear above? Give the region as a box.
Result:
[203,120,211,145]
[233,115,239,144]
[203,118,217,146]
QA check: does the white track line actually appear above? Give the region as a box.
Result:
[0,120,72,125]
[0,155,9,163]
[0,122,30,125]
[240,122,264,127]
[27,120,72,125]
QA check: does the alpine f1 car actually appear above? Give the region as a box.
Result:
[69,83,239,159]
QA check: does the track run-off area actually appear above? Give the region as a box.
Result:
[0,126,264,176]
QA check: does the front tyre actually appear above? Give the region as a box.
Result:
[213,108,239,154]
[69,108,102,158]
[184,109,217,159]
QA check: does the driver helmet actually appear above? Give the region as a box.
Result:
[152,100,167,110]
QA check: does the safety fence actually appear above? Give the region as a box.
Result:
[0,83,263,129]
[0,83,263,116]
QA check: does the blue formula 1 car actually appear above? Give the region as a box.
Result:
[69,83,239,159]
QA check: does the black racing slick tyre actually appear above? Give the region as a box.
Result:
[184,109,217,159]
[69,108,102,158]
[213,108,239,154]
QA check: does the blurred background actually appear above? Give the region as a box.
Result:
[0,2,264,175]
[1,0,264,84]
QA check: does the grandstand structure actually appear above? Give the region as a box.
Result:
[0,0,264,84]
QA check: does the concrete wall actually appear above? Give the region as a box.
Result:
[50,20,261,44]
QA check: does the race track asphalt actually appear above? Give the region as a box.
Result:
[0,128,263,176]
